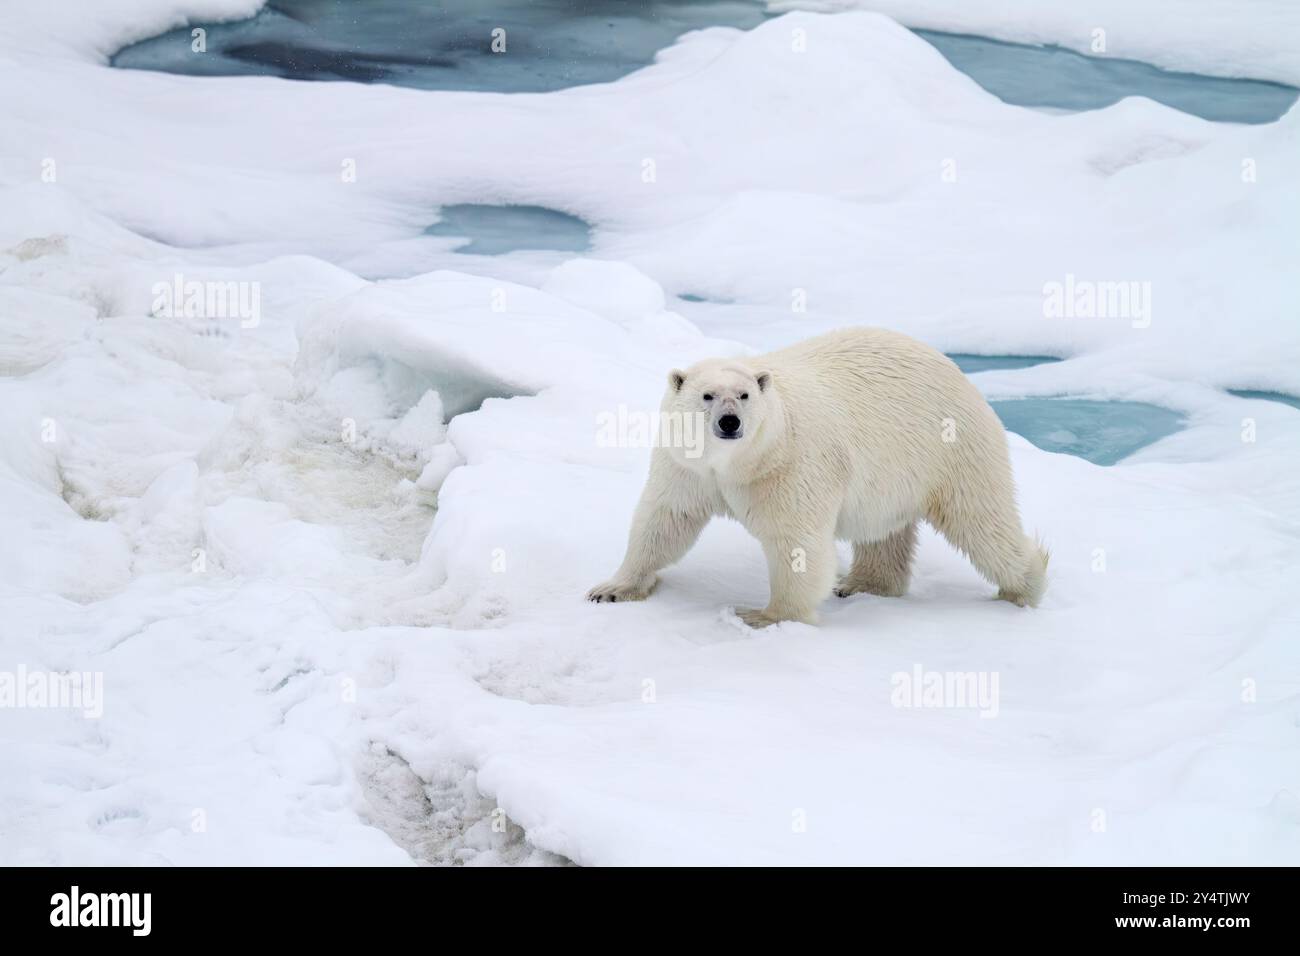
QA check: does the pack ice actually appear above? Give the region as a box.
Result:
[0,1,1297,865]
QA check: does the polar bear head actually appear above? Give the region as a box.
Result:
[662,358,780,470]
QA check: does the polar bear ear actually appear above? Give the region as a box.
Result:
[668,369,687,392]
[755,371,772,392]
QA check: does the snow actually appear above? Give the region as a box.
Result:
[771,1,1300,86]
[1,2,1298,865]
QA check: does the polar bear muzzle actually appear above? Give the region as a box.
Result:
[715,413,743,439]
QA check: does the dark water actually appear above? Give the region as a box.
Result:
[110,0,1297,123]
[947,354,1061,374]
[990,398,1184,465]
[943,359,1185,463]
[1228,389,1300,411]
[424,204,591,255]
[110,0,769,93]
[917,30,1297,124]
[944,355,1183,463]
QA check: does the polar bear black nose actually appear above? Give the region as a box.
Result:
[718,414,741,435]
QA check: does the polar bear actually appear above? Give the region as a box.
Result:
[587,327,1048,627]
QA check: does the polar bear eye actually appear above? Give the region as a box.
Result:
[740,392,749,400]
[702,393,714,402]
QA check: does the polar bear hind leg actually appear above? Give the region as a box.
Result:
[926,490,1048,608]
[835,521,917,598]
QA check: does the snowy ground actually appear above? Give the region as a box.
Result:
[2,1,1298,865]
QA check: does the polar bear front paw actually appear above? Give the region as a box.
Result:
[587,576,656,603]
[735,607,782,629]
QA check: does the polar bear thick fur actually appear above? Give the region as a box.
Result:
[588,327,1048,627]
